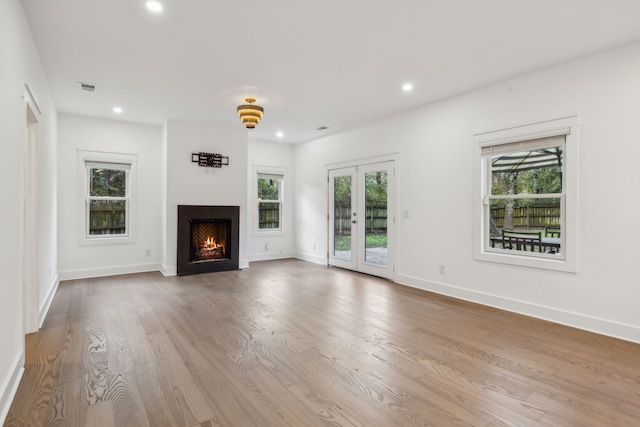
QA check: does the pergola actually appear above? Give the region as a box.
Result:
[491,147,562,173]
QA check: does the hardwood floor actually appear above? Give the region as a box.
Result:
[5,259,640,426]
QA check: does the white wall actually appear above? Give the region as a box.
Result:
[163,120,248,275]
[294,41,640,343]
[0,0,58,422]
[247,139,295,261]
[57,114,162,279]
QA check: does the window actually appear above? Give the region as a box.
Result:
[474,115,578,272]
[255,168,285,234]
[483,135,564,258]
[77,150,137,244]
[86,162,130,237]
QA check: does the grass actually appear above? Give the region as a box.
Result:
[335,233,387,251]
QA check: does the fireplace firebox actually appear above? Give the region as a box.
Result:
[177,205,239,276]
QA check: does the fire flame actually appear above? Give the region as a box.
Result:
[203,236,223,249]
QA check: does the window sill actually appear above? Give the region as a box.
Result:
[254,230,285,237]
[475,248,576,273]
[80,235,136,246]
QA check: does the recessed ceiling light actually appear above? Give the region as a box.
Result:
[113,107,123,114]
[276,131,284,138]
[402,83,414,92]
[146,1,163,12]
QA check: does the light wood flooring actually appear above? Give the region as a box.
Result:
[5,259,640,426]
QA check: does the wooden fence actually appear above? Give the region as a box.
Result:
[491,203,560,229]
[334,201,387,236]
[89,209,126,235]
[258,203,280,229]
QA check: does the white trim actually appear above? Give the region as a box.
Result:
[397,273,640,344]
[160,264,177,277]
[58,262,161,281]
[77,150,138,245]
[326,155,400,282]
[247,251,295,262]
[0,351,25,426]
[326,152,399,170]
[253,165,287,236]
[474,113,578,139]
[239,258,249,269]
[477,128,570,148]
[24,83,42,115]
[22,84,40,334]
[294,251,329,266]
[473,115,579,273]
[38,275,60,329]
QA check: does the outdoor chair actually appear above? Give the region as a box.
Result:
[545,225,561,238]
[501,229,542,252]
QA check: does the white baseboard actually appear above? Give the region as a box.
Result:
[160,263,176,277]
[397,274,640,345]
[38,274,60,329]
[59,262,161,281]
[0,351,25,426]
[293,251,328,266]
[247,251,294,262]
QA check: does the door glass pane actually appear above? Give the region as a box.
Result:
[364,171,387,266]
[333,175,352,260]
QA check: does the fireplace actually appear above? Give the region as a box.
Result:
[177,205,239,276]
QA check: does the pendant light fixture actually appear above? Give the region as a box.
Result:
[237,98,264,129]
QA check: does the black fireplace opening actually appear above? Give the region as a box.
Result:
[178,205,239,276]
[190,219,231,262]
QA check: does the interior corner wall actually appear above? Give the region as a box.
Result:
[163,120,248,275]
[293,41,640,343]
[247,139,295,262]
[160,122,168,273]
[57,114,162,279]
[0,0,58,423]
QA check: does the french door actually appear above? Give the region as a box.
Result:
[328,161,394,280]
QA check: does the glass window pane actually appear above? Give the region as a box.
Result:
[89,200,127,235]
[491,146,563,196]
[333,176,352,260]
[489,197,561,254]
[364,171,387,266]
[258,177,280,201]
[258,201,280,229]
[90,168,127,197]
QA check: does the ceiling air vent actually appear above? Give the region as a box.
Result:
[79,82,96,92]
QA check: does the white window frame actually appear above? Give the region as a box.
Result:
[473,115,578,273]
[254,166,286,236]
[77,150,137,245]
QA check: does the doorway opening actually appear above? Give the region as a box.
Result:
[23,97,39,333]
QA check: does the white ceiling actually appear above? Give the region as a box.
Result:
[21,0,640,143]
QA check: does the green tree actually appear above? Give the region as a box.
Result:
[491,147,562,230]
[258,177,279,200]
[90,168,126,197]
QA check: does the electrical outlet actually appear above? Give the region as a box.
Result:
[439,264,445,274]
[146,249,151,257]
[313,243,316,250]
